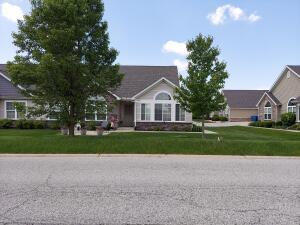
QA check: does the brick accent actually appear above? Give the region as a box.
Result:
[135,122,192,131]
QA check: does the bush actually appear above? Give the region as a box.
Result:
[274,121,283,127]
[219,116,228,121]
[212,115,220,121]
[263,121,273,128]
[249,121,259,127]
[34,120,46,129]
[289,124,300,130]
[192,124,202,132]
[49,121,61,130]
[0,119,13,129]
[281,112,296,127]
[87,121,97,131]
[17,120,35,129]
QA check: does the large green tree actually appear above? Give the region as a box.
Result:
[175,34,229,138]
[7,0,122,136]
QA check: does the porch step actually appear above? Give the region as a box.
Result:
[115,127,135,132]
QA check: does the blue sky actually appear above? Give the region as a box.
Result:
[0,0,299,90]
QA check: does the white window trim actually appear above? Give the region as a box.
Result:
[135,99,187,123]
[154,91,173,101]
[140,103,151,121]
[85,111,107,122]
[175,104,185,122]
[264,106,272,120]
[287,97,296,113]
[4,100,27,120]
[154,103,172,122]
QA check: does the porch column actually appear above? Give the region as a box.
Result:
[134,101,136,127]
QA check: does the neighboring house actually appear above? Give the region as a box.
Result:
[256,65,300,123]
[0,64,192,131]
[220,90,266,122]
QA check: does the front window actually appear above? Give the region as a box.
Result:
[264,102,272,120]
[287,98,296,113]
[175,104,185,121]
[141,103,151,121]
[155,103,171,121]
[86,100,107,121]
[5,101,26,119]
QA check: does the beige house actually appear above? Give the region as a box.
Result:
[0,65,192,131]
[221,90,266,122]
[256,65,300,122]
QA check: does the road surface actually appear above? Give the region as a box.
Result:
[0,155,299,224]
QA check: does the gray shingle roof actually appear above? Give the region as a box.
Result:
[113,66,179,98]
[292,96,300,103]
[265,92,281,105]
[223,90,267,108]
[287,65,300,76]
[0,64,24,99]
[0,64,179,99]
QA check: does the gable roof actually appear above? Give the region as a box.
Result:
[0,64,179,99]
[112,66,179,98]
[0,64,24,99]
[256,91,281,107]
[223,90,267,108]
[270,65,300,92]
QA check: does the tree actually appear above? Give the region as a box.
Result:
[7,0,122,136]
[175,34,229,138]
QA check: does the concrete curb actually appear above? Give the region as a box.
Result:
[0,154,299,159]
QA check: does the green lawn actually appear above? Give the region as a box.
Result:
[0,127,299,156]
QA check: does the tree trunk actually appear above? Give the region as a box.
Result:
[68,102,75,136]
[68,123,75,137]
[201,115,205,139]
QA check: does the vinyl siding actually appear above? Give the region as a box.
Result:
[272,70,300,113]
[230,108,258,120]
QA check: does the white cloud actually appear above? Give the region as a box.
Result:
[207,4,261,25]
[1,2,24,23]
[162,40,188,56]
[173,59,188,73]
[248,13,261,23]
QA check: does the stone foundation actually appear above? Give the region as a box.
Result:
[135,122,192,131]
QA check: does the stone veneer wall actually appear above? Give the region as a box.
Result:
[135,122,192,131]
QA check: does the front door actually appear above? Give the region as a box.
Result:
[122,102,134,127]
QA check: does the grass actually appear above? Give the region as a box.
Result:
[0,126,299,156]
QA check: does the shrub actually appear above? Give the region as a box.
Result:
[87,121,97,130]
[274,121,283,127]
[289,124,300,130]
[0,119,13,129]
[49,121,61,130]
[219,116,228,121]
[15,119,25,129]
[281,112,296,127]
[34,120,46,129]
[192,124,202,132]
[263,121,273,128]
[249,121,259,127]
[212,115,220,121]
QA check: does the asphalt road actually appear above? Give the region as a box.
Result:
[0,155,299,225]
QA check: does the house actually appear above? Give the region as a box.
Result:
[256,65,300,123]
[0,64,192,131]
[220,90,266,122]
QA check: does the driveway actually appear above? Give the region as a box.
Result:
[0,155,299,225]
